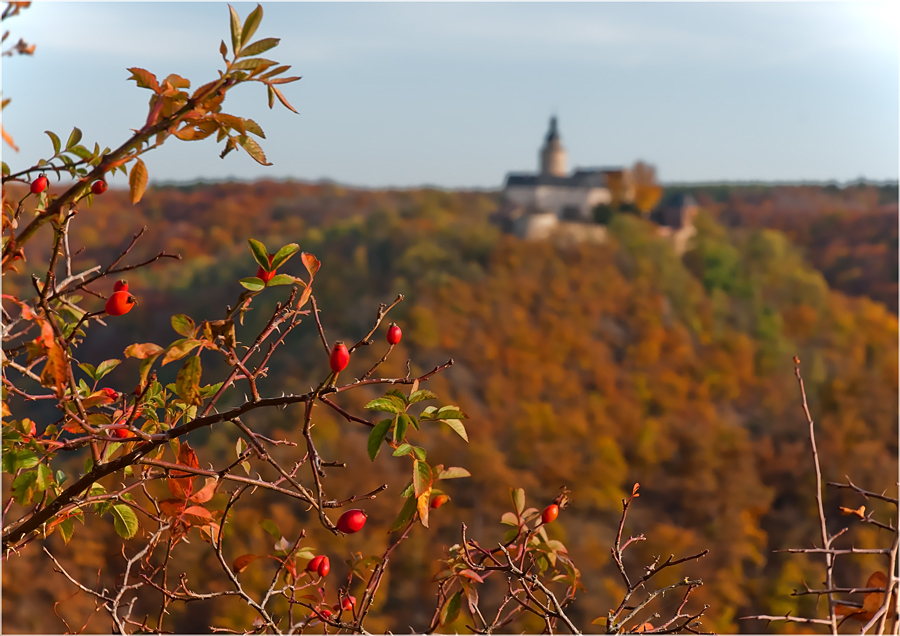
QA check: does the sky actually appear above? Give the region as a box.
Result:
[1,1,898,189]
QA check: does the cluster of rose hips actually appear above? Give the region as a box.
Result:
[328,323,402,374]
[105,279,136,316]
[29,174,106,195]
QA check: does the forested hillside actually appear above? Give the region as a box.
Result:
[2,180,897,633]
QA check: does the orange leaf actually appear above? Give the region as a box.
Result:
[128,158,148,204]
[198,522,222,545]
[182,506,212,525]
[635,622,654,633]
[189,478,218,504]
[40,339,68,398]
[301,252,321,278]
[233,554,259,573]
[124,342,163,359]
[839,505,865,519]
[632,483,640,498]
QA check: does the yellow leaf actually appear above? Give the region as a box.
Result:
[129,158,148,204]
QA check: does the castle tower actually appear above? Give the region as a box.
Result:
[539,116,567,177]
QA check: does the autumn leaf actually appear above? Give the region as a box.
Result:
[233,554,259,573]
[839,505,865,519]
[129,158,148,204]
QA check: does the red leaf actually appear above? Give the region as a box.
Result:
[159,499,186,517]
[233,554,259,573]
[458,569,485,583]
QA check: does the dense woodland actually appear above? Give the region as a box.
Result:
[2,180,897,633]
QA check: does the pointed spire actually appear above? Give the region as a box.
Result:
[546,115,559,142]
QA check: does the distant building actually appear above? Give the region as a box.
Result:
[494,117,695,253]
[502,117,629,225]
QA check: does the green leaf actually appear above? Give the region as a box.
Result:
[239,277,266,291]
[171,314,196,338]
[68,145,93,160]
[58,518,74,544]
[231,58,276,72]
[501,512,521,527]
[248,238,270,270]
[2,450,39,473]
[385,388,409,405]
[45,130,61,155]
[266,274,296,287]
[437,467,471,480]
[367,418,392,461]
[392,443,413,457]
[94,359,121,381]
[437,406,467,420]
[409,389,437,404]
[364,397,403,415]
[511,488,525,516]
[411,446,427,461]
[162,338,202,366]
[394,414,410,444]
[440,590,462,626]
[260,518,281,538]
[111,504,139,539]
[440,418,469,442]
[399,479,414,499]
[270,243,299,269]
[35,464,53,491]
[78,362,97,380]
[65,127,82,150]
[239,37,279,58]
[389,496,417,532]
[11,471,37,505]
[412,460,432,499]
[228,4,242,55]
[240,4,263,47]
[419,405,438,420]
[237,135,272,166]
[175,356,202,406]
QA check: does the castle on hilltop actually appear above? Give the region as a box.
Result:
[494,117,698,254]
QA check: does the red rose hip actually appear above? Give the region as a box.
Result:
[114,279,129,292]
[317,555,330,577]
[386,322,402,345]
[91,180,108,195]
[111,426,131,439]
[31,174,48,194]
[336,509,367,534]
[329,341,349,373]
[105,291,136,316]
[341,596,356,611]
[430,494,449,509]
[541,504,559,524]
[306,555,326,574]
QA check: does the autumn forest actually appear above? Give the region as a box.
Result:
[2,177,897,633]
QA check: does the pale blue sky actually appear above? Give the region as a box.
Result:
[2,2,898,188]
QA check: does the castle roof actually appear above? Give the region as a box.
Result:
[506,166,623,190]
